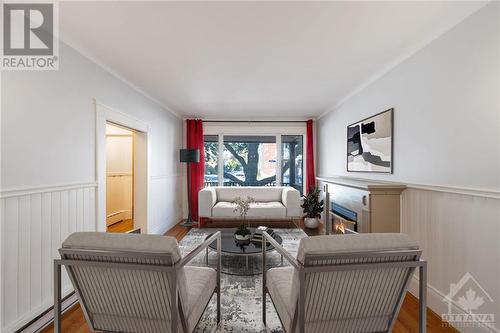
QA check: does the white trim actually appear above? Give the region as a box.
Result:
[276,134,282,186]
[18,294,78,333]
[97,100,150,133]
[58,37,181,119]
[317,3,489,120]
[217,133,224,186]
[0,181,97,199]
[203,122,306,136]
[406,183,500,200]
[317,175,500,199]
[1,287,73,333]
[95,100,151,233]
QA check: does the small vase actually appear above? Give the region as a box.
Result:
[304,217,320,229]
[235,234,251,241]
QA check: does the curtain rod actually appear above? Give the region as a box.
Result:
[202,120,308,123]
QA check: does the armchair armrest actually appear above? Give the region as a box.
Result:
[199,187,217,217]
[281,187,301,218]
[177,231,221,268]
[262,231,301,270]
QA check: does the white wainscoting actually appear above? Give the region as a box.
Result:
[1,182,96,333]
[402,187,500,333]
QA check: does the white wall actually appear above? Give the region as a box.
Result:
[319,3,499,191]
[318,3,499,332]
[0,41,183,331]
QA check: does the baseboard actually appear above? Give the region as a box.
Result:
[106,210,133,226]
[408,277,499,333]
[13,292,77,333]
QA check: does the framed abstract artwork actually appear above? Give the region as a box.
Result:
[347,108,393,173]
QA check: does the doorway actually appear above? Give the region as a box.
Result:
[96,101,150,234]
[106,123,135,233]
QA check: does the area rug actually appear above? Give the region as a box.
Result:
[178,228,308,333]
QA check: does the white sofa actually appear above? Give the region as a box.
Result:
[199,186,301,219]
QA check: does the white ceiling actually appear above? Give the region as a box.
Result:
[59,1,486,119]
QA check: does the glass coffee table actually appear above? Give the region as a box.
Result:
[205,228,283,275]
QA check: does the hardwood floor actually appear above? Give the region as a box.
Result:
[42,220,458,333]
[106,219,134,233]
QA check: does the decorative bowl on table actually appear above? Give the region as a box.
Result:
[234,225,252,241]
[234,233,252,241]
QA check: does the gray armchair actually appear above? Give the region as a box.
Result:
[54,231,221,333]
[262,232,427,333]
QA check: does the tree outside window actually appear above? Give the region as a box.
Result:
[204,134,303,194]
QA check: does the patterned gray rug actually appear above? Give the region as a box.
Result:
[178,228,307,333]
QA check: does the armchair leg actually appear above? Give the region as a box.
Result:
[263,288,266,325]
[216,288,221,325]
[217,235,222,325]
[419,263,427,333]
[54,261,61,333]
[262,236,267,325]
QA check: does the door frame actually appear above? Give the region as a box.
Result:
[95,100,151,233]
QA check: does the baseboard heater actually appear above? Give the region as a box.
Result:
[107,210,129,226]
[16,292,78,333]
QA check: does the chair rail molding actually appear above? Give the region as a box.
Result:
[316,174,500,199]
[0,181,97,199]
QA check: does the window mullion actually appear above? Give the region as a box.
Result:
[276,134,282,186]
[218,133,224,186]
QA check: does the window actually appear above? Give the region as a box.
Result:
[203,129,305,194]
[223,136,277,186]
[204,135,218,186]
[281,135,303,195]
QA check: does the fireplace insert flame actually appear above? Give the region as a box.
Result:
[331,202,357,233]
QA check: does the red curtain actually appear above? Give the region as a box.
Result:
[186,119,204,221]
[305,119,316,194]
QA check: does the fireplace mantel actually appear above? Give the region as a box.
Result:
[316,176,406,193]
[317,176,406,234]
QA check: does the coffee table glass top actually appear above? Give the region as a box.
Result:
[207,228,283,255]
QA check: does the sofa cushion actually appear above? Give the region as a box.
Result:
[267,267,298,333]
[180,266,217,332]
[212,201,239,217]
[212,201,286,218]
[297,233,419,264]
[215,187,283,202]
[247,202,286,218]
